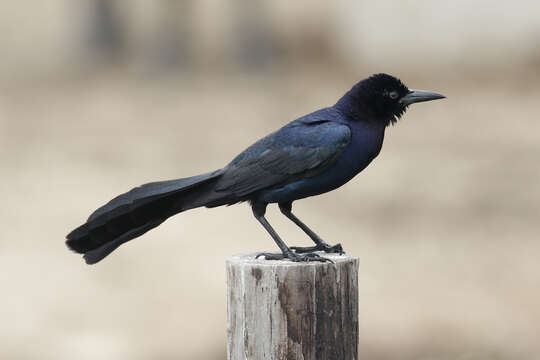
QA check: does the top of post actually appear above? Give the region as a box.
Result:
[226,252,358,268]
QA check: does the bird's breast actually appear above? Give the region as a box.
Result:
[258,122,385,203]
[344,121,385,170]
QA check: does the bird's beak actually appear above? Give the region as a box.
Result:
[400,89,446,106]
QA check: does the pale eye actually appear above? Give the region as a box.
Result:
[389,91,399,99]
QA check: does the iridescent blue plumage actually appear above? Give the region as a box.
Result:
[66,73,445,264]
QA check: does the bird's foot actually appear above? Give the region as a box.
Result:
[255,251,333,263]
[290,243,344,255]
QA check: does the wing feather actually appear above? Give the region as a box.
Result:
[215,120,350,197]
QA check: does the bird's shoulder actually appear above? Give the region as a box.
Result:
[229,107,350,166]
[292,107,345,125]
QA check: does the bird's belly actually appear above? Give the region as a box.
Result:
[258,129,383,204]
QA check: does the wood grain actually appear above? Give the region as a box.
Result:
[227,253,358,360]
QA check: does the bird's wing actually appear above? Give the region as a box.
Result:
[215,120,351,197]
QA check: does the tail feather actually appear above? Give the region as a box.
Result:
[88,169,224,222]
[66,169,226,264]
[82,218,166,264]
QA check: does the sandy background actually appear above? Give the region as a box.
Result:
[1,2,540,359]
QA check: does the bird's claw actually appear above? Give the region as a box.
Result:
[290,243,345,255]
[255,251,333,263]
[255,252,285,261]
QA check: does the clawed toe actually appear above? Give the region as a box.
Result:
[299,253,334,263]
[329,243,345,255]
[255,251,333,263]
[255,252,285,261]
[291,243,345,255]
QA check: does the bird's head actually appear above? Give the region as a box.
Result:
[336,73,445,126]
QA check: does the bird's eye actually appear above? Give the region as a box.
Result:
[389,91,399,99]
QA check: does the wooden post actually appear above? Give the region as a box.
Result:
[227,253,359,360]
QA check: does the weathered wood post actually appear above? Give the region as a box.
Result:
[227,253,359,360]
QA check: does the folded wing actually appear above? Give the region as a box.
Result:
[215,120,351,197]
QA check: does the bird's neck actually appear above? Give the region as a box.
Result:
[334,88,395,127]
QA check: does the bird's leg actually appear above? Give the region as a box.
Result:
[252,202,332,263]
[279,202,344,255]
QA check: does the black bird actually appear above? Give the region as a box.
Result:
[66,73,445,264]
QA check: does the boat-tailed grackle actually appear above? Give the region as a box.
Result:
[66,73,445,264]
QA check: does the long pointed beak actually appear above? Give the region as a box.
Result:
[400,89,446,106]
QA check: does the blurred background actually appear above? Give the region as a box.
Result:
[1,1,539,359]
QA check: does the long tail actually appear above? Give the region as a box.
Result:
[66,169,228,264]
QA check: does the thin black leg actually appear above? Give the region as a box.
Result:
[252,202,332,263]
[279,202,344,254]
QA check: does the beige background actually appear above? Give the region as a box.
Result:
[1,1,539,359]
